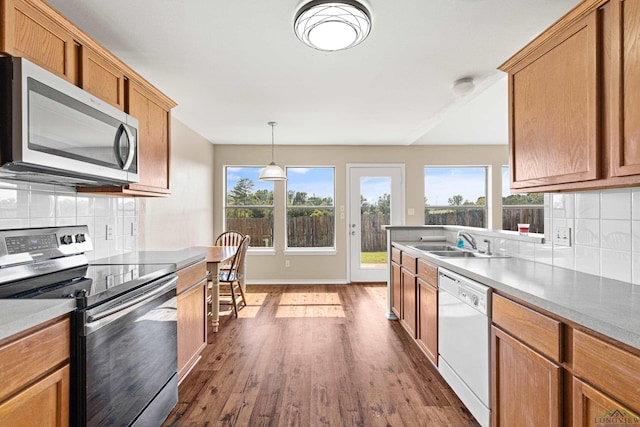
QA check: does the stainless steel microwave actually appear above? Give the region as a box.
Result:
[0,57,139,186]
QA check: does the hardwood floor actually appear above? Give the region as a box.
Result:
[164,284,479,427]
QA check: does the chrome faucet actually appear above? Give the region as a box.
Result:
[457,231,477,250]
[483,239,492,255]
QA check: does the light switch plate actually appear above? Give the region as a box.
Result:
[553,226,571,247]
[407,208,415,216]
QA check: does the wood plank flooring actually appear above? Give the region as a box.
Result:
[164,284,479,427]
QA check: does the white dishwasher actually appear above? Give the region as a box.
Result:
[438,268,491,427]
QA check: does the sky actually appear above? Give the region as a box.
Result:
[424,167,488,206]
[226,167,335,200]
[227,166,512,206]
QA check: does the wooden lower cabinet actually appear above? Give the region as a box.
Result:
[400,268,416,338]
[177,261,209,381]
[417,278,437,366]
[491,326,562,427]
[573,377,639,427]
[0,365,69,427]
[391,261,401,318]
[0,316,70,427]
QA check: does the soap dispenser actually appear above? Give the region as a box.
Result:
[456,236,465,248]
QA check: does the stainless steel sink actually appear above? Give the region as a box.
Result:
[428,250,509,259]
[411,244,459,252]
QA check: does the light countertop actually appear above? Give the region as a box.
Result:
[393,241,640,351]
[0,299,76,342]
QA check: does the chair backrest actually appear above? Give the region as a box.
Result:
[215,230,245,247]
[227,235,250,279]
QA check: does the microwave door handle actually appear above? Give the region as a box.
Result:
[114,124,135,170]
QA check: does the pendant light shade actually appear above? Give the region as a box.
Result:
[294,0,372,52]
[259,122,287,181]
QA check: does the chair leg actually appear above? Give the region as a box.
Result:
[229,281,238,318]
[237,281,247,308]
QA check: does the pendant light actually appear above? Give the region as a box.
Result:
[294,0,372,52]
[259,122,287,181]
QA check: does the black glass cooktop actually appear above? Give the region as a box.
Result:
[3,263,175,308]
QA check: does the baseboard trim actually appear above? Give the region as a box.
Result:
[246,279,350,285]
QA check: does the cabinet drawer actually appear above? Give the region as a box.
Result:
[401,252,417,274]
[177,260,207,294]
[492,294,561,362]
[391,247,401,264]
[573,329,640,413]
[0,316,70,403]
[417,259,438,287]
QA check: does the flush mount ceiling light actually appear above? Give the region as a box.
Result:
[259,122,287,181]
[452,77,476,97]
[294,0,372,51]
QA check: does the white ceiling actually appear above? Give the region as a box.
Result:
[48,0,579,146]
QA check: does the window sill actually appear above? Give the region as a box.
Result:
[247,248,276,256]
[284,248,337,256]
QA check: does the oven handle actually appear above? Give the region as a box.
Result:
[86,276,177,326]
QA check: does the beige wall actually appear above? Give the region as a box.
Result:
[213,144,508,283]
[140,118,215,250]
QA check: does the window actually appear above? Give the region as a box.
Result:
[286,167,335,249]
[424,167,487,227]
[501,166,544,233]
[225,167,274,247]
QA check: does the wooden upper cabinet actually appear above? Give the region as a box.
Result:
[610,0,640,177]
[80,45,126,110]
[507,10,600,189]
[126,80,172,195]
[0,0,77,83]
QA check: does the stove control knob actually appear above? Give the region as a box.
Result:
[60,235,73,245]
[75,233,86,243]
[471,295,479,306]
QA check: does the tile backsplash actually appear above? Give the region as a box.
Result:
[0,180,137,260]
[498,188,640,285]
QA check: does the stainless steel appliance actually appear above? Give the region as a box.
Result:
[0,226,178,427]
[0,57,139,186]
[438,268,491,427]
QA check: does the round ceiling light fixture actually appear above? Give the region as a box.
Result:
[294,0,372,51]
[452,77,476,97]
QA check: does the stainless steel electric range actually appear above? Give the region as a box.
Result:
[0,225,178,427]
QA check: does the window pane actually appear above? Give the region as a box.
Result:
[225,167,274,247]
[424,167,487,227]
[286,167,335,248]
[501,166,544,233]
[360,177,390,268]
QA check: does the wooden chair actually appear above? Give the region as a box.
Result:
[215,230,245,248]
[218,235,250,318]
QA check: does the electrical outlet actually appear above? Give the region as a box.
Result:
[407,208,415,216]
[553,226,571,247]
[340,212,345,220]
[285,259,290,268]
[106,224,114,241]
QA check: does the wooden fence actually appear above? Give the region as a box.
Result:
[227,206,543,250]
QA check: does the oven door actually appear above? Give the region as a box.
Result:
[73,274,178,427]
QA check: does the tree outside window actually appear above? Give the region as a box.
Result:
[225,167,274,247]
[286,167,335,248]
[501,166,544,233]
[424,167,488,227]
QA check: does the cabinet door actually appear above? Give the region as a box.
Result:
[492,326,562,427]
[127,81,171,194]
[0,364,69,427]
[391,262,401,318]
[177,278,208,381]
[0,0,77,83]
[509,11,600,189]
[417,279,437,366]
[573,377,639,427]
[80,46,125,110]
[611,0,640,177]
[400,268,416,338]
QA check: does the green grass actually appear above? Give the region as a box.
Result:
[361,251,388,264]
